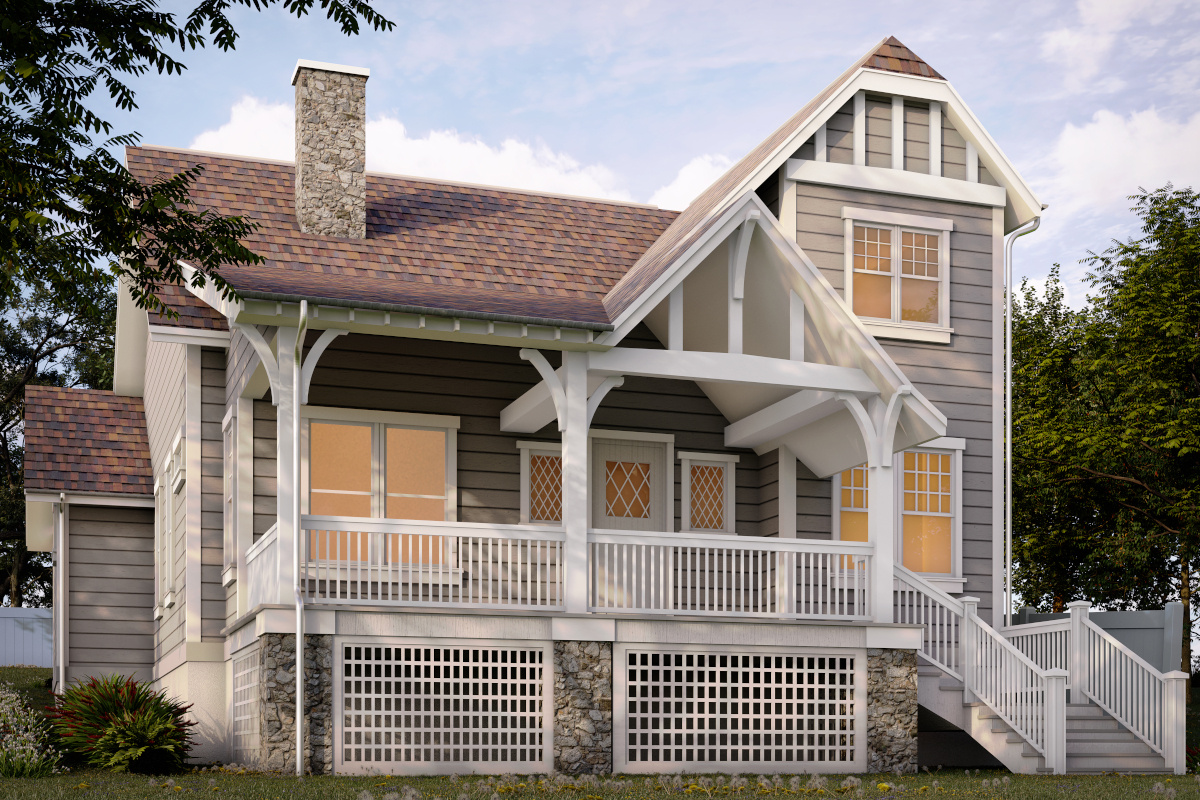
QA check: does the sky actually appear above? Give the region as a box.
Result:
[115,0,1200,306]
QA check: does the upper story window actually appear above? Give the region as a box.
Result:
[842,207,954,344]
[303,408,459,522]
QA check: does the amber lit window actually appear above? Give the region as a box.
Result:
[606,461,651,519]
[527,453,562,524]
[902,451,952,574]
[838,464,869,544]
[851,223,945,327]
[679,452,738,533]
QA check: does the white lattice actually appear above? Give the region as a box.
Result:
[232,647,260,765]
[606,461,651,519]
[616,646,863,773]
[689,464,725,530]
[528,455,562,523]
[337,641,553,774]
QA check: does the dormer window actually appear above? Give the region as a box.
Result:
[842,207,953,344]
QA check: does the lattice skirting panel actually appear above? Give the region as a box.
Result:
[231,646,261,766]
[614,644,866,774]
[335,638,554,775]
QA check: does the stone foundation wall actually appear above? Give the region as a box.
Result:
[259,634,334,774]
[866,648,918,774]
[553,641,613,774]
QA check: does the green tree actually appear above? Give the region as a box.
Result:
[1013,187,1200,671]
[1,0,393,318]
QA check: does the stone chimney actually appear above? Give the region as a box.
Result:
[291,60,369,238]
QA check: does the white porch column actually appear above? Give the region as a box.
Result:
[561,350,590,614]
[1067,600,1091,699]
[1044,669,1069,775]
[1164,670,1189,774]
[777,446,797,539]
[275,327,298,604]
[867,460,895,623]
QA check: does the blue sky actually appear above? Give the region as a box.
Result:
[120,0,1200,305]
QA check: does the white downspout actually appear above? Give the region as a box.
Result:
[54,492,66,691]
[293,300,308,776]
[1004,214,1042,628]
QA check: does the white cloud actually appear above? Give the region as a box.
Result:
[648,154,733,211]
[364,118,632,202]
[1041,0,1180,91]
[188,96,293,161]
[1041,107,1200,219]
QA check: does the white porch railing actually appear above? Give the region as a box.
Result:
[1004,602,1188,771]
[894,565,1066,773]
[299,515,565,610]
[588,530,873,619]
[245,524,278,611]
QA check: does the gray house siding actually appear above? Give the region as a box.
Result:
[904,102,930,174]
[827,100,854,164]
[66,504,155,683]
[142,337,186,658]
[864,96,891,169]
[791,181,998,614]
[200,348,225,642]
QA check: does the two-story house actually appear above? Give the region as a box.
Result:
[24,38,1188,777]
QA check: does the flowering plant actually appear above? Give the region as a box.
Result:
[0,682,62,777]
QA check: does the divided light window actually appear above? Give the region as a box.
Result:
[852,224,942,325]
[305,413,457,522]
[679,452,738,534]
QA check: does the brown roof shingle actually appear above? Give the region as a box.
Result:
[25,386,152,496]
[126,149,678,328]
[151,281,228,331]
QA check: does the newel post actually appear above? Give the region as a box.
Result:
[1163,670,1188,774]
[961,596,979,703]
[1067,600,1091,702]
[1044,669,1069,775]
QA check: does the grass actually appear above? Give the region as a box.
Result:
[0,770,1195,800]
[0,665,53,712]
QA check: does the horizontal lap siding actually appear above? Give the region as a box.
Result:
[793,183,997,614]
[827,101,854,164]
[904,102,930,174]
[200,348,225,641]
[67,505,155,683]
[304,326,760,535]
[943,117,967,181]
[865,96,891,169]
[143,338,185,658]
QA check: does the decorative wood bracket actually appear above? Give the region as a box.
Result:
[231,318,347,407]
[586,375,624,428]
[299,329,348,405]
[730,209,762,301]
[878,385,912,466]
[519,349,566,431]
[231,323,283,405]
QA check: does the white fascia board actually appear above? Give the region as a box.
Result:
[789,159,1007,207]
[841,206,955,231]
[148,324,232,347]
[587,348,877,395]
[113,278,148,397]
[25,491,154,508]
[176,260,243,321]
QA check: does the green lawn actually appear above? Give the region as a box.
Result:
[0,665,53,713]
[0,770,1195,800]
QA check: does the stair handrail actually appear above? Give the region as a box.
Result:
[1073,604,1187,771]
[894,565,965,678]
[894,565,1067,774]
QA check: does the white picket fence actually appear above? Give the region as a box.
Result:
[0,608,52,667]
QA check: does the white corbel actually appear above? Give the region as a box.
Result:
[299,328,348,405]
[231,323,282,405]
[836,392,880,467]
[586,376,624,428]
[878,385,913,465]
[519,349,567,431]
[730,210,762,301]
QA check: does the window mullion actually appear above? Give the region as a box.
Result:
[373,423,384,520]
[892,224,901,323]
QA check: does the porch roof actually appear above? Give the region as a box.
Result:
[24,387,152,496]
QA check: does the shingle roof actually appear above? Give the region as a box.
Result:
[126,148,678,328]
[151,281,228,330]
[24,386,152,496]
[602,35,945,320]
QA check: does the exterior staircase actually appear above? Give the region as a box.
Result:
[918,663,1174,774]
[898,566,1187,775]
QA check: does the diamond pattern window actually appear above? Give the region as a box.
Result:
[592,437,669,532]
[607,461,652,519]
[679,452,739,534]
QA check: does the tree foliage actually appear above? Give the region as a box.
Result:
[1013,186,1200,667]
[1,0,393,317]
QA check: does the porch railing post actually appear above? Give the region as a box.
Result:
[866,460,894,623]
[1163,670,1188,774]
[561,351,590,615]
[1067,600,1091,702]
[1045,669,1069,775]
[961,596,979,703]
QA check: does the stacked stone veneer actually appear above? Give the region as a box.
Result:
[866,648,918,774]
[259,634,335,774]
[293,64,367,238]
[553,641,613,774]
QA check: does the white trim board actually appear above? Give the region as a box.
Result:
[148,325,231,348]
[790,159,1007,207]
[25,492,154,508]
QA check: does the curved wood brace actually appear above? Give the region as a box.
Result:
[586,376,625,428]
[300,328,348,405]
[731,210,762,301]
[231,323,282,406]
[519,349,567,432]
[836,392,879,468]
[879,385,913,465]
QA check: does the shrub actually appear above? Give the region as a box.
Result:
[0,682,61,777]
[52,675,195,774]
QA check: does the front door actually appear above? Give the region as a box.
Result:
[591,438,668,532]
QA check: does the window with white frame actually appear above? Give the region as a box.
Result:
[678,452,738,533]
[302,408,459,522]
[833,445,962,580]
[170,429,186,493]
[518,442,562,525]
[154,474,174,613]
[222,412,236,584]
[843,207,953,337]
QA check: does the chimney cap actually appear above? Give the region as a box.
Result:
[291,59,371,86]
